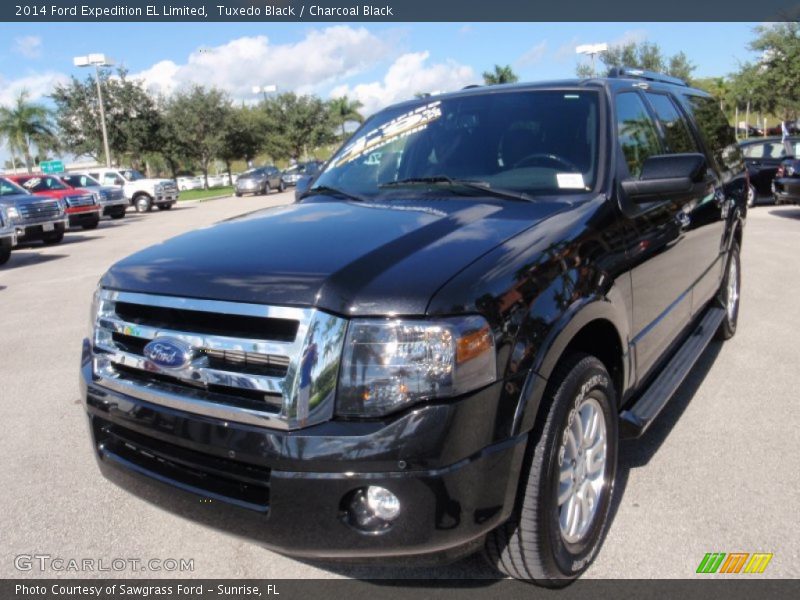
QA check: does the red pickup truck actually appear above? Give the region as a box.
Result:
[8,174,101,230]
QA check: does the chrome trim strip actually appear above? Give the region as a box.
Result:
[97,315,297,358]
[103,289,308,321]
[99,348,286,396]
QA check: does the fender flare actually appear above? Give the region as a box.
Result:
[510,290,631,436]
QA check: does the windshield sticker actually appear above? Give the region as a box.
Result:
[332,101,443,168]
[556,173,585,189]
[22,178,40,189]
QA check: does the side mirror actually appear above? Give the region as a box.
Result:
[621,153,707,203]
[295,175,313,200]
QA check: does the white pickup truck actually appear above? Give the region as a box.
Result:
[85,168,179,213]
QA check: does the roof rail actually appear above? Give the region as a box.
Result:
[462,84,482,90]
[608,67,688,87]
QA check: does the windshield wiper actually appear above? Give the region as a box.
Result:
[380,176,534,203]
[301,185,366,203]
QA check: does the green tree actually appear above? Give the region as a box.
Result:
[0,90,55,172]
[262,92,337,160]
[693,77,734,112]
[578,41,696,82]
[165,86,230,188]
[218,105,265,180]
[734,23,800,121]
[482,64,519,85]
[329,96,364,140]
[51,68,161,165]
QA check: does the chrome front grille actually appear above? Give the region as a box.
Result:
[65,194,95,208]
[91,290,348,430]
[19,200,61,220]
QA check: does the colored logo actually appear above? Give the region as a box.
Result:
[143,337,194,370]
[696,552,773,574]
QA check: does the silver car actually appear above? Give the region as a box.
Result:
[61,173,128,219]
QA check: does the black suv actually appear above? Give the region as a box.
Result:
[81,69,746,585]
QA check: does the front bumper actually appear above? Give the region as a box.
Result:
[154,193,178,204]
[80,340,527,560]
[67,207,101,226]
[15,217,68,240]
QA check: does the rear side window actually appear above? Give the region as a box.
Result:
[645,93,699,154]
[615,92,662,178]
[682,94,744,179]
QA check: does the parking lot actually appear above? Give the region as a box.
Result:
[1,196,798,579]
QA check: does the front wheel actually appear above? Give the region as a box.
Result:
[716,242,741,341]
[134,195,152,213]
[157,203,173,210]
[484,354,618,586]
[263,183,270,195]
[110,208,126,220]
[82,216,100,230]
[279,181,286,193]
[42,231,64,245]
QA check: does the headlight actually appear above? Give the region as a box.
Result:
[7,206,20,220]
[93,192,101,204]
[337,315,496,417]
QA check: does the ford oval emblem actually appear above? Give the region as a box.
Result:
[143,337,194,370]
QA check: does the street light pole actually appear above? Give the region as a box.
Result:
[74,54,114,167]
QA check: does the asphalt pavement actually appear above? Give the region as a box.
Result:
[0,195,797,580]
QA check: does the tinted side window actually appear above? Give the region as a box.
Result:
[615,92,662,178]
[645,93,699,154]
[682,94,744,180]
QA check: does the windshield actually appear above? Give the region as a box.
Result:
[63,174,100,188]
[241,169,265,178]
[0,177,30,196]
[120,169,145,181]
[18,176,69,193]
[313,90,600,199]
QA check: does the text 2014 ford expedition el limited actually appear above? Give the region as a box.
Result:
[81,69,746,586]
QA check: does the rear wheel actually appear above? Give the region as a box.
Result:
[42,231,64,245]
[746,184,756,208]
[264,182,271,195]
[484,354,618,586]
[0,240,11,265]
[134,195,152,213]
[716,242,741,341]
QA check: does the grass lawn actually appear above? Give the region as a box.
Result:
[178,186,234,201]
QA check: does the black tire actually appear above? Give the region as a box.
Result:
[279,181,286,193]
[264,182,270,195]
[42,231,64,245]
[82,216,100,230]
[134,195,152,213]
[235,191,242,197]
[110,208,126,220]
[715,242,741,341]
[484,354,618,586]
[0,241,11,265]
[157,203,173,211]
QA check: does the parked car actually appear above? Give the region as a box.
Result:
[207,173,232,188]
[0,205,15,265]
[739,136,800,206]
[280,161,324,188]
[8,173,101,230]
[80,70,746,585]
[234,166,283,196]
[772,156,800,205]
[176,176,204,191]
[85,168,178,213]
[0,176,68,246]
[60,173,128,220]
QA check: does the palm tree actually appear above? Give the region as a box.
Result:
[482,64,519,86]
[0,90,55,173]
[329,96,364,140]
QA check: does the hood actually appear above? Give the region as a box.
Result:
[102,197,568,315]
[32,188,91,199]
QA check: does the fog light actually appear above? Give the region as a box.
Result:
[345,486,401,533]
[366,486,401,520]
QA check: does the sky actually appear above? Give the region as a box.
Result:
[0,22,762,164]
